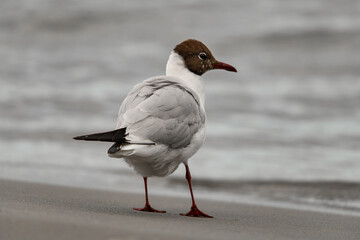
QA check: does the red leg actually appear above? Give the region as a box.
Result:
[180,164,213,218]
[133,177,166,213]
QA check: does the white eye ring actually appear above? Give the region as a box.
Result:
[198,52,207,60]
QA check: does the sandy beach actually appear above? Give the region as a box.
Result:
[1,179,359,240]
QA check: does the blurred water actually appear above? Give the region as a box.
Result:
[1,0,360,211]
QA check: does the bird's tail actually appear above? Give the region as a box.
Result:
[73,128,127,143]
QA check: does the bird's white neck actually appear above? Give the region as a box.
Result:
[166,51,205,107]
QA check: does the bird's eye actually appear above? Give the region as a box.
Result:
[198,52,207,60]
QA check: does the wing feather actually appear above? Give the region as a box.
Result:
[116,77,205,149]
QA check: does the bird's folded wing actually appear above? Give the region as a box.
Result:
[116,77,205,149]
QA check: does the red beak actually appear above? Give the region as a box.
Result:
[212,61,237,72]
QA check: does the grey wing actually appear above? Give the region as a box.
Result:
[116,80,155,129]
[117,79,205,149]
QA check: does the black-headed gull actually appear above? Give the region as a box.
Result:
[74,39,237,218]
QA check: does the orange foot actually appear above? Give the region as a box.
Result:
[133,204,166,213]
[180,206,213,218]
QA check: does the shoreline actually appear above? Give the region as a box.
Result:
[2,172,359,217]
[1,179,359,240]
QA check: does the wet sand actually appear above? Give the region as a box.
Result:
[0,179,359,240]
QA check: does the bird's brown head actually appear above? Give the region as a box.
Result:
[173,39,237,76]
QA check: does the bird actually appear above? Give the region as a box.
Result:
[74,39,237,218]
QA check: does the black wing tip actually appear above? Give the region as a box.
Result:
[108,142,122,154]
[72,128,127,142]
[73,135,86,140]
